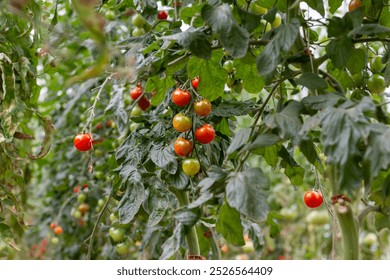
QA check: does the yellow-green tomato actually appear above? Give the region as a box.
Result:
[116,241,130,255]
[131,14,145,27]
[182,158,200,176]
[77,193,86,203]
[223,60,234,73]
[279,207,298,222]
[130,105,143,117]
[370,56,384,74]
[130,123,139,132]
[305,210,330,226]
[367,74,386,94]
[132,27,145,37]
[51,237,60,245]
[110,212,118,223]
[109,227,125,242]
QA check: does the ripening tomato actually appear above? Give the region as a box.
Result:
[348,0,362,12]
[195,124,215,144]
[194,99,211,116]
[54,226,63,235]
[182,158,200,176]
[172,88,191,107]
[74,133,93,152]
[138,96,150,111]
[157,11,168,20]
[78,203,90,215]
[172,113,192,132]
[130,86,143,100]
[174,137,193,157]
[303,190,323,208]
[50,222,57,229]
[192,77,199,89]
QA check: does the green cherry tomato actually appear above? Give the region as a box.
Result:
[98,199,105,208]
[73,210,82,219]
[116,241,130,255]
[110,212,119,223]
[77,193,87,203]
[223,60,234,73]
[130,105,143,117]
[367,74,386,94]
[182,158,200,176]
[105,10,115,21]
[131,14,145,27]
[51,237,60,245]
[370,56,384,74]
[172,113,192,132]
[132,27,145,37]
[109,227,125,242]
[130,122,139,132]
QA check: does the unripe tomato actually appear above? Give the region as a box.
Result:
[98,199,105,207]
[223,60,234,73]
[279,207,298,222]
[182,158,200,176]
[73,210,82,219]
[132,14,145,27]
[303,190,323,208]
[138,96,150,111]
[110,212,119,223]
[157,11,168,20]
[54,226,63,235]
[130,105,143,117]
[130,122,139,132]
[192,77,199,89]
[51,237,59,245]
[172,88,191,107]
[305,210,330,226]
[194,99,212,117]
[195,124,215,144]
[116,241,130,255]
[109,227,125,242]
[77,193,87,203]
[174,137,193,157]
[74,133,93,152]
[348,0,362,12]
[132,27,145,36]
[370,56,384,74]
[272,13,282,28]
[130,86,143,100]
[105,10,115,21]
[172,113,192,132]
[367,74,385,94]
[78,203,90,215]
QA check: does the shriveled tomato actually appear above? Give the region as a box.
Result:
[194,99,211,116]
[74,133,93,152]
[130,86,143,100]
[303,190,323,208]
[192,77,199,89]
[195,124,215,144]
[174,137,193,157]
[172,113,192,132]
[172,88,191,107]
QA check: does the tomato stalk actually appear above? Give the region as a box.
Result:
[327,165,359,259]
[171,188,201,257]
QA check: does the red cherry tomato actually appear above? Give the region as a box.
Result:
[194,99,211,116]
[174,137,193,157]
[74,133,93,152]
[172,113,192,132]
[54,226,63,235]
[195,124,215,144]
[192,77,199,89]
[303,190,323,208]
[157,11,168,20]
[130,86,143,100]
[50,223,57,229]
[138,96,150,111]
[348,0,362,12]
[172,88,191,107]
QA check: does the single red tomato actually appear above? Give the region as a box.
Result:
[194,99,211,116]
[195,124,215,144]
[138,96,150,111]
[173,113,192,132]
[74,133,93,152]
[172,88,191,107]
[50,223,57,229]
[174,137,193,157]
[192,77,200,89]
[348,0,362,12]
[130,86,143,100]
[157,11,168,20]
[303,190,323,208]
[54,226,63,235]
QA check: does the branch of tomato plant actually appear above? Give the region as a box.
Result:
[85,191,113,260]
[169,187,201,257]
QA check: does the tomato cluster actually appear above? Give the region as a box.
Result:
[171,77,216,177]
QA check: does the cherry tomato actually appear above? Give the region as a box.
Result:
[73,186,81,193]
[74,133,93,152]
[157,11,168,20]
[303,190,323,208]
[172,113,192,132]
[172,88,191,107]
[131,14,145,27]
[96,123,103,129]
[51,237,59,245]
[348,0,362,12]
[138,96,150,111]
[77,193,86,203]
[132,27,145,36]
[195,124,215,144]
[73,210,82,219]
[109,227,125,242]
[116,241,130,255]
[194,99,211,117]
[192,77,199,89]
[131,105,143,117]
[50,223,57,229]
[367,74,385,94]
[54,226,63,235]
[182,158,200,176]
[223,60,234,73]
[130,86,143,100]
[78,203,90,215]
[174,137,193,157]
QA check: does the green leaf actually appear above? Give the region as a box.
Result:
[147,190,169,226]
[212,99,257,117]
[326,37,354,69]
[302,92,345,111]
[160,223,184,260]
[257,18,300,75]
[175,207,200,227]
[299,138,319,166]
[304,0,324,16]
[264,100,302,139]
[347,48,366,74]
[216,202,245,246]
[146,75,175,106]
[150,143,178,175]
[165,169,190,191]
[226,128,251,156]
[348,24,390,37]
[202,3,249,58]
[234,59,264,93]
[295,72,328,90]
[279,146,305,186]
[104,89,127,134]
[375,212,390,231]
[364,125,390,177]
[247,132,281,151]
[118,174,145,224]
[187,50,227,101]
[226,167,269,222]
[329,0,344,14]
